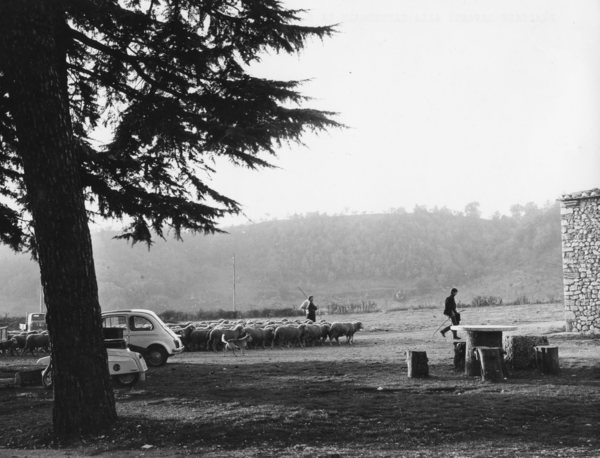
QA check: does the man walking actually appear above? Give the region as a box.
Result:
[440,288,461,339]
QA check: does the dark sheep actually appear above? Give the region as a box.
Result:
[328,321,363,345]
[188,327,212,351]
[10,332,31,354]
[24,331,50,355]
[243,326,267,349]
[0,339,16,356]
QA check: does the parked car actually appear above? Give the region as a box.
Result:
[101,309,183,367]
[37,346,148,388]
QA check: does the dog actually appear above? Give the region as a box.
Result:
[221,333,252,356]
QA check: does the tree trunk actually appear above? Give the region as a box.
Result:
[453,341,466,372]
[0,0,117,439]
[534,345,560,375]
[406,350,429,378]
[474,347,504,382]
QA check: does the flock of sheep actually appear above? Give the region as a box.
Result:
[0,330,50,356]
[0,318,365,357]
[173,319,364,352]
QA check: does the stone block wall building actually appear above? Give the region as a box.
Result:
[560,188,600,334]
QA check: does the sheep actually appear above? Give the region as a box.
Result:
[243,326,269,349]
[264,327,276,347]
[166,322,189,335]
[318,323,331,344]
[10,332,32,355]
[272,324,306,349]
[208,324,244,352]
[179,323,195,351]
[328,321,363,345]
[188,327,213,351]
[0,339,16,356]
[24,331,50,355]
[303,324,322,347]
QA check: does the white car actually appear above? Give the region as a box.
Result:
[38,347,148,388]
[101,309,183,367]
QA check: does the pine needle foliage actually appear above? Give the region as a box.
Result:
[0,0,339,248]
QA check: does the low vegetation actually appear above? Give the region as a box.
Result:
[0,202,561,316]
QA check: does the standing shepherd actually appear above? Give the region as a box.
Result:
[440,288,461,339]
[300,295,318,322]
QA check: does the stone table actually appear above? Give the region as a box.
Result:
[451,325,517,376]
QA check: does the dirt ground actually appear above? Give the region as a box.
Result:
[0,304,599,457]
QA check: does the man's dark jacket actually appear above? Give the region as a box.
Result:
[444,295,457,316]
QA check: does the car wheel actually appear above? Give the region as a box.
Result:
[114,373,139,387]
[145,345,168,367]
[41,365,53,389]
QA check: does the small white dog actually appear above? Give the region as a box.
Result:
[221,333,252,356]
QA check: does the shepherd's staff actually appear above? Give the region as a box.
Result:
[431,310,464,337]
[297,286,308,299]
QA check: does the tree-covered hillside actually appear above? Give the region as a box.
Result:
[0,203,562,316]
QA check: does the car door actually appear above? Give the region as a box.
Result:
[102,314,130,345]
[126,314,156,354]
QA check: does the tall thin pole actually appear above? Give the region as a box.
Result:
[232,254,236,314]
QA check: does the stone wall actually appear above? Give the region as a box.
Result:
[560,188,600,334]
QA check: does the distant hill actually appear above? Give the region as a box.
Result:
[0,203,563,316]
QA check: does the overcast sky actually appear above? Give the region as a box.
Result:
[205,0,600,225]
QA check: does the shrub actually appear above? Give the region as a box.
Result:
[325,301,379,314]
[511,295,530,305]
[470,296,503,307]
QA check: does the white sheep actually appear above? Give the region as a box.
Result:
[272,324,306,349]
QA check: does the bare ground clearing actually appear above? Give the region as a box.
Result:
[0,303,599,457]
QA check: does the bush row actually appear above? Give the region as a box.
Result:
[159,301,381,323]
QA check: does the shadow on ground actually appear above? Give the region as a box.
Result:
[0,358,599,456]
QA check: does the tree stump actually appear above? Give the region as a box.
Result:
[406,350,429,378]
[474,347,504,382]
[534,345,560,374]
[503,335,548,370]
[453,341,466,372]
